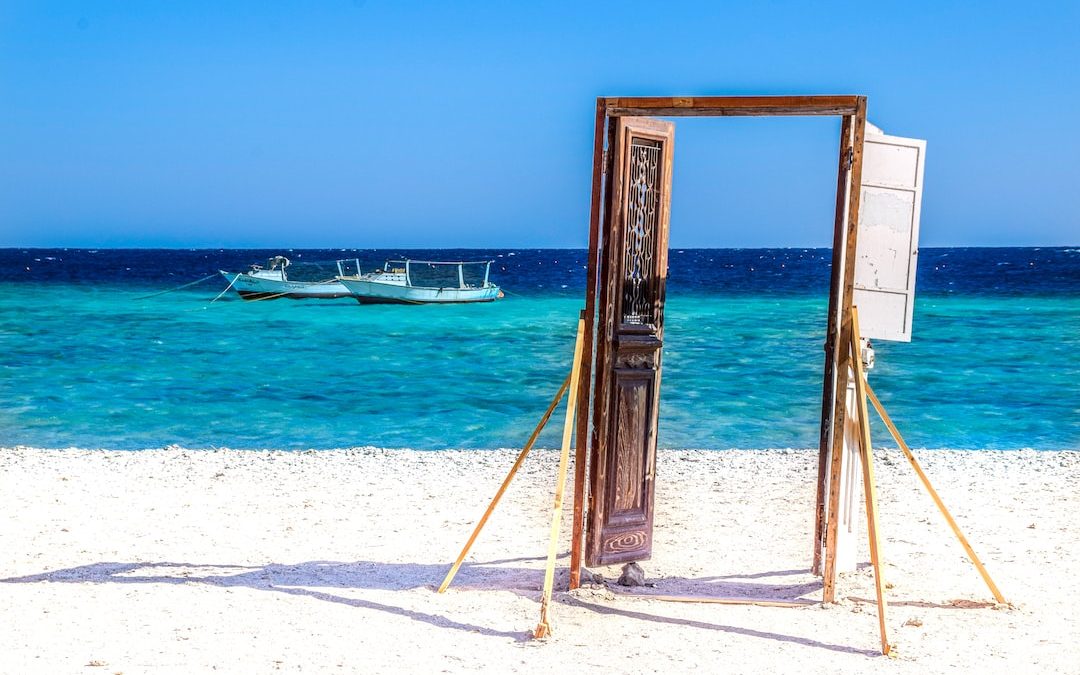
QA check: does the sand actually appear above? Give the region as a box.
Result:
[1,446,1077,674]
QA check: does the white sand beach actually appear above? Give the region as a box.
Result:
[1,447,1077,674]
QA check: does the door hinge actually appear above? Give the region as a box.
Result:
[602,148,609,174]
[845,147,854,171]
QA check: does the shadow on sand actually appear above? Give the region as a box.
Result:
[2,559,543,641]
[0,559,923,655]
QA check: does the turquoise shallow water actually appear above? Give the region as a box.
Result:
[1,248,1077,450]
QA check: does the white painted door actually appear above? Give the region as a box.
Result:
[853,130,927,342]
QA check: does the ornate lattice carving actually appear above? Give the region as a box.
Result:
[622,139,661,325]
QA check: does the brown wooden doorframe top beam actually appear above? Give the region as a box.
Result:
[603,95,862,117]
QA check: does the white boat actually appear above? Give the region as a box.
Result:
[220,256,354,300]
[337,259,503,304]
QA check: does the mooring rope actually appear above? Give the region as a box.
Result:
[209,273,239,304]
[134,274,219,300]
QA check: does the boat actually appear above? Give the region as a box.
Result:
[219,256,355,300]
[336,259,503,304]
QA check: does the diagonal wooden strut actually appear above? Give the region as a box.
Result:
[863,382,1007,605]
[437,372,572,594]
[850,307,891,655]
[535,314,587,638]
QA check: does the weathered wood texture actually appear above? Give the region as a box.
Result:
[576,94,867,587]
[604,95,860,117]
[852,132,927,343]
[584,117,620,566]
[822,97,868,603]
[585,117,674,567]
[813,114,855,575]
[569,100,607,591]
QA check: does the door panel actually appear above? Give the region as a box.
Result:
[586,117,674,567]
[608,368,654,524]
[853,130,926,342]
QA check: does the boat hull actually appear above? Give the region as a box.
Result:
[337,277,501,304]
[220,271,352,300]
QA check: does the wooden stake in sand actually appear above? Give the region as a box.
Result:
[437,373,572,594]
[850,307,891,655]
[534,313,586,639]
[863,381,1007,605]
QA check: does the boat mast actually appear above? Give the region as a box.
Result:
[483,261,491,288]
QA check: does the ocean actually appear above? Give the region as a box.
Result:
[1,247,1077,451]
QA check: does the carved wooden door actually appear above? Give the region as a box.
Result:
[585,117,674,567]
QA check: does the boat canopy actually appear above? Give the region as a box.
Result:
[384,259,495,289]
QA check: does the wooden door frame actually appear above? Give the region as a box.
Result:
[569,96,868,604]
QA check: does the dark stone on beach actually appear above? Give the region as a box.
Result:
[617,562,646,587]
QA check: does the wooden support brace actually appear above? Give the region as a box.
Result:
[437,373,572,593]
[850,308,891,655]
[535,314,587,638]
[864,383,1007,605]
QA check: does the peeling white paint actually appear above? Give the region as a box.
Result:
[853,132,926,342]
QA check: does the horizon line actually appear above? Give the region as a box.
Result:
[1,244,1076,251]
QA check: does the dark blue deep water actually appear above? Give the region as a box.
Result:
[1,247,1077,450]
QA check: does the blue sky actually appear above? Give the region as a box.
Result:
[1,1,1077,248]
